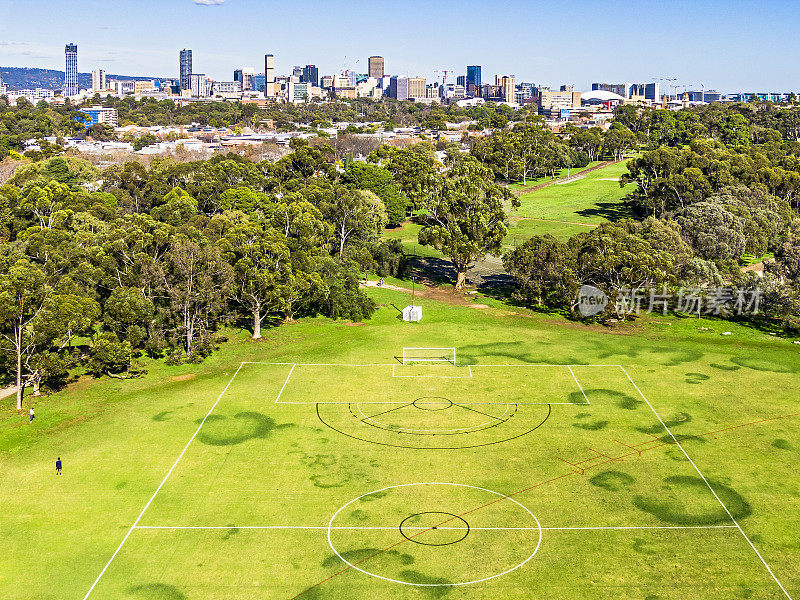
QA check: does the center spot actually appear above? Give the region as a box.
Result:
[413,397,453,411]
[399,511,470,546]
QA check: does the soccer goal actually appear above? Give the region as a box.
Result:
[402,347,457,365]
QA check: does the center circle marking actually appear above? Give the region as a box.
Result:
[412,397,453,410]
[399,511,470,546]
[327,482,542,586]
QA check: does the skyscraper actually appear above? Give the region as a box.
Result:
[91,69,106,92]
[368,56,384,80]
[466,65,481,90]
[302,65,319,87]
[265,54,275,97]
[180,49,192,91]
[64,43,78,97]
[497,75,515,102]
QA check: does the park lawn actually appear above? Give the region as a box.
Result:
[506,161,604,193]
[507,161,636,242]
[1,287,799,600]
[383,221,444,259]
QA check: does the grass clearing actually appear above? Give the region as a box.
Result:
[1,286,799,599]
[507,161,636,243]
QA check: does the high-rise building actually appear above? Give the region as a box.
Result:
[64,43,78,97]
[466,65,482,89]
[234,69,243,85]
[391,76,426,101]
[293,66,303,78]
[302,65,319,87]
[265,54,275,97]
[456,75,466,87]
[368,56,384,80]
[644,82,661,101]
[91,69,106,92]
[496,75,515,102]
[179,49,192,91]
[189,74,212,97]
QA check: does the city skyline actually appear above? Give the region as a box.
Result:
[0,0,799,92]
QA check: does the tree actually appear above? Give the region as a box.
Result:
[418,154,517,289]
[503,235,578,308]
[317,186,387,257]
[340,162,408,226]
[674,202,747,262]
[228,222,292,339]
[159,238,234,358]
[570,221,675,291]
[0,259,48,409]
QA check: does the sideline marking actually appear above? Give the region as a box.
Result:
[82,364,245,600]
[620,366,793,600]
[567,366,590,405]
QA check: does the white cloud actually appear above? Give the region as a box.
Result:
[193,0,225,5]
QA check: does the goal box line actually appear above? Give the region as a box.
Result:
[271,363,598,405]
[402,347,457,366]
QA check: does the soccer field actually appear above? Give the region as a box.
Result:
[79,356,797,600]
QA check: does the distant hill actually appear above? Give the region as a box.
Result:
[0,66,171,91]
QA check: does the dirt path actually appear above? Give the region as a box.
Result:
[511,216,598,228]
[513,159,623,196]
[362,280,482,307]
[0,385,18,400]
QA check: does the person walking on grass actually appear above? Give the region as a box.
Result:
[56,457,62,475]
[29,407,35,423]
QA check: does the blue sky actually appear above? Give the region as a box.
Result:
[0,0,798,92]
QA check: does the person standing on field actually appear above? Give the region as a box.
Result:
[56,457,62,475]
[29,407,35,423]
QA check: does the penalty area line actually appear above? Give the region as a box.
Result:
[273,363,296,403]
[81,363,246,600]
[567,366,590,405]
[620,366,793,600]
[133,524,739,531]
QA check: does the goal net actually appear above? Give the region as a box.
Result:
[402,347,456,365]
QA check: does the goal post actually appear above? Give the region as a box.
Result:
[402,347,456,365]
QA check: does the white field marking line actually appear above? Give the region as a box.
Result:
[356,402,512,433]
[82,363,246,600]
[620,366,793,600]
[567,365,590,405]
[283,401,581,405]
[391,364,473,378]
[133,524,738,531]
[273,363,296,403]
[244,361,621,367]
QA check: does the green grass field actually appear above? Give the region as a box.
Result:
[386,162,637,259]
[2,286,799,600]
[506,161,636,245]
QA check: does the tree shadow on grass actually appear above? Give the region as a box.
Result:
[576,201,633,221]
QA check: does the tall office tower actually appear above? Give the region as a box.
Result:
[368,56,384,80]
[64,43,79,96]
[264,54,275,97]
[91,69,106,92]
[293,66,303,78]
[241,67,255,90]
[497,75,515,102]
[179,49,192,90]
[302,65,319,87]
[466,65,481,89]
[234,69,243,85]
[456,75,466,87]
